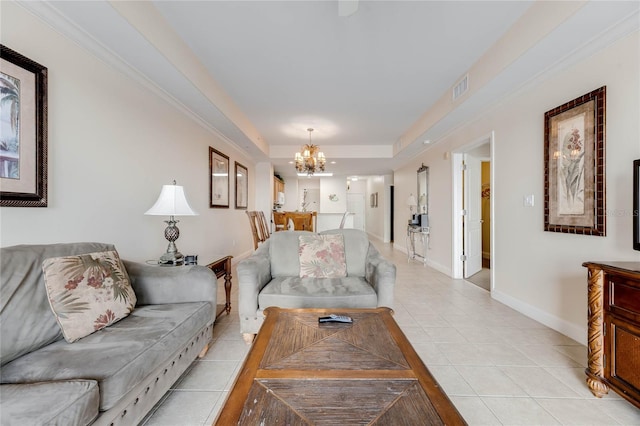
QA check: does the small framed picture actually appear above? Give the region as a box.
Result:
[209,147,229,208]
[235,161,247,210]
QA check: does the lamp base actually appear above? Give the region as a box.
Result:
[159,216,184,266]
[159,251,184,266]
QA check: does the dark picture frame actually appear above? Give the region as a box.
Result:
[544,86,606,236]
[209,147,229,208]
[0,45,48,207]
[634,159,640,251]
[235,161,247,210]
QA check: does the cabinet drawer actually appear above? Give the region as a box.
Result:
[608,279,640,320]
[607,317,640,402]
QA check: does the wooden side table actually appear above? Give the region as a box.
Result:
[206,255,233,318]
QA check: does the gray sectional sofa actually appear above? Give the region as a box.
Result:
[0,242,217,426]
[237,229,396,341]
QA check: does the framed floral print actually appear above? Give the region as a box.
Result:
[0,45,48,207]
[235,161,247,210]
[209,147,229,208]
[544,86,606,236]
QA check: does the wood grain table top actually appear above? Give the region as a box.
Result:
[214,307,467,425]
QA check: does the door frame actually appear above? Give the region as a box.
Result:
[451,132,495,289]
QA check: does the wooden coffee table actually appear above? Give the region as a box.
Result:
[214,307,466,425]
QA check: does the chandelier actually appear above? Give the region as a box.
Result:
[294,128,326,176]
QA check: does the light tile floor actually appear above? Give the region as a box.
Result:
[141,241,640,425]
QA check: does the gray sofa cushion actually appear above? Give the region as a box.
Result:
[258,276,377,309]
[0,243,115,366]
[269,231,310,277]
[0,302,211,411]
[269,229,371,278]
[0,380,99,426]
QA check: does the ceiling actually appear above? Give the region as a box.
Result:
[20,1,640,178]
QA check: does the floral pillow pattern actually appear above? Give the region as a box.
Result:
[299,234,347,278]
[42,250,137,343]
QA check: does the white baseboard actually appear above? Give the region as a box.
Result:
[427,259,452,277]
[394,243,408,255]
[491,290,586,346]
[366,232,385,243]
[392,244,452,277]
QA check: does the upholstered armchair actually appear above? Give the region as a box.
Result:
[237,229,396,342]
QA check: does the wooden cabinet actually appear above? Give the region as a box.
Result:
[583,261,640,409]
[273,176,285,201]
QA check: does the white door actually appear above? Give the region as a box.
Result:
[346,193,365,231]
[463,154,483,277]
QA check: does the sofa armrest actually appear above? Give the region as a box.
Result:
[365,244,396,309]
[123,261,217,307]
[237,248,272,319]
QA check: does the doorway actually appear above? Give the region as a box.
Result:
[452,133,494,291]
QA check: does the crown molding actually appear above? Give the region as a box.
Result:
[15,0,254,157]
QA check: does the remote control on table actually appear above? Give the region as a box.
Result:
[318,314,353,323]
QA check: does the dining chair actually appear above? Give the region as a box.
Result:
[339,211,350,229]
[272,211,286,232]
[283,212,314,231]
[246,211,270,250]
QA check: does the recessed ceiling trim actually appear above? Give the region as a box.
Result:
[16,0,256,157]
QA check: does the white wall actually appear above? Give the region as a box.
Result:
[320,177,347,213]
[365,176,386,241]
[394,31,640,344]
[0,3,255,263]
[297,179,320,212]
[280,177,298,212]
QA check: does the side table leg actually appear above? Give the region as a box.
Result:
[420,233,427,267]
[224,266,232,315]
[585,267,609,397]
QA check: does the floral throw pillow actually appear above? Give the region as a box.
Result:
[299,234,347,278]
[42,250,137,343]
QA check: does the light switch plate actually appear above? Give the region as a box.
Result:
[524,195,535,207]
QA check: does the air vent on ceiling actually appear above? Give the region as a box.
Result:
[453,74,469,100]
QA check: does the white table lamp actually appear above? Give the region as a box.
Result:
[145,181,198,265]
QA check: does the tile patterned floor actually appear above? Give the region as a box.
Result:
[141,241,640,425]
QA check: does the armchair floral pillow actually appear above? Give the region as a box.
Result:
[42,250,137,343]
[298,234,347,278]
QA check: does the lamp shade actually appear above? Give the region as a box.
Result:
[145,184,198,216]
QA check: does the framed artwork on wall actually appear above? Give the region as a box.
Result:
[235,161,247,210]
[544,86,606,236]
[634,159,639,251]
[209,147,229,208]
[0,45,48,207]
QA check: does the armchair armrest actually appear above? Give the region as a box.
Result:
[237,247,272,319]
[365,244,396,309]
[123,261,217,307]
